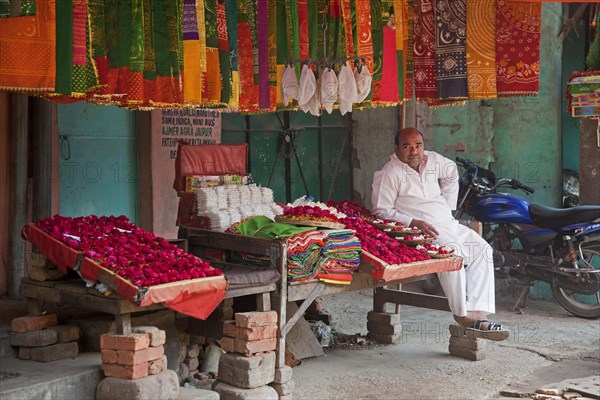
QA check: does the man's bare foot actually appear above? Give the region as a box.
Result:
[454,311,487,328]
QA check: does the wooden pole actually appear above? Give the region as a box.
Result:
[9,94,29,298]
[31,98,53,222]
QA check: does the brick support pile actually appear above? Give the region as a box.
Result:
[215,311,282,400]
[366,311,401,344]
[448,324,487,361]
[10,314,79,362]
[96,327,179,400]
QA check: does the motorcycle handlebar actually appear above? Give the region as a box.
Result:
[511,179,535,194]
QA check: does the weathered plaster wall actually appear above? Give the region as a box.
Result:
[351,106,401,209]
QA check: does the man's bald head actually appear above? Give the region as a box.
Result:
[395,128,424,145]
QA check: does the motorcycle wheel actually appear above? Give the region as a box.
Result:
[551,242,600,319]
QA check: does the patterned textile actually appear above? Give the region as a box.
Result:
[204,0,221,102]
[466,0,497,99]
[71,0,99,96]
[196,0,207,99]
[435,0,468,100]
[257,0,269,109]
[495,0,541,96]
[275,0,287,105]
[55,0,73,95]
[341,0,355,60]
[183,0,202,102]
[413,0,436,100]
[0,0,55,91]
[403,0,414,100]
[285,0,300,60]
[356,0,374,96]
[217,0,232,104]
[380,24,399,102]
[225,0,239,108]
[267,0,277,108]
[298,0,310,59]
[246,0,259,84]
[238,0,259,111]
[369,0,386,102]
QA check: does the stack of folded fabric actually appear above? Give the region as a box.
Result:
[315,229,362,284]
[286,230,325,282]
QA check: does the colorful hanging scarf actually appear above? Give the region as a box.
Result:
[204,0,221,102]
[257,0,269,109]
[55,0,73,95]
[413,0,436,100]
[341,0,355,60]
[286,0,300,61]
[238,0,259,111]
[327,0,344,60]
[495,0,541,96]
[225,0,239,108]
[403,0,414,100]
[466,0,497,99]
[275,0,288,105]
[356,0,374,92]
[298,0,310,59]
[380,24,399,102]
[268,0,278,108]
[183,0,202,103]
[369,0,385,102]
[435,0,468,100]
[247,0,259,84]
[217,0,232,104]
[71,0,100,96]
[196,0,207,99]
[0,0,55,91]
[308,0,321,60]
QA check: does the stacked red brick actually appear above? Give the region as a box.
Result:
[100,326,166,380]
[215,311,292,399]
[10,314,79,362]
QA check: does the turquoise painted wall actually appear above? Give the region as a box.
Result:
[57,103,138,222]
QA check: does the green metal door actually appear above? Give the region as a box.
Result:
[58,103,138,222]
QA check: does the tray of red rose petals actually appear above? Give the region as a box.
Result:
[274,216,345,229]
[362,250,462,283]
[22,217,227,320]
[393,234,434,246]
[416,243,455,259]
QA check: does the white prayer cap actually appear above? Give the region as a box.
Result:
[320,68,338,114]
[298,64,316,112]
[337,64,358,115]
[354,64,372,103]
[281,65,299,106]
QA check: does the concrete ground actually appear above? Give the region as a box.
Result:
[292,286,600,400]
[0,286,598,400]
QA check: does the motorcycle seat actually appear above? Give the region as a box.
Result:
[529,204,600,230]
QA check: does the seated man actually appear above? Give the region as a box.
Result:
[371,127,508,341]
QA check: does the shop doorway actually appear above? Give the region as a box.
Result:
[57,103,139,223]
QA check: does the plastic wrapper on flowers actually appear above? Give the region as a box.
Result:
[21,215,227,320]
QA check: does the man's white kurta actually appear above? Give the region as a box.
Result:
[371,151,495,316]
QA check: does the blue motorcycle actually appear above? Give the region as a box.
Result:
[454,157,600,319]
